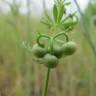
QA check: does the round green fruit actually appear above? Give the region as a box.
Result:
[53,45,63,58]
[62,41,77,55]
[32,44,47,58]
[43,54,59,68]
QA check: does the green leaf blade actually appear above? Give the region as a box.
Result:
[57,4,64,23]
[53,4,58,23]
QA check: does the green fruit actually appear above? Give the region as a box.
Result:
[53,45,63,58]
[43,54,59,68]
[32,44,47,58]
[62,41,76,55]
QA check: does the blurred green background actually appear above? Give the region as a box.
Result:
[0,0,96,96]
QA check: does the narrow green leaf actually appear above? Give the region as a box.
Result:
[61,16,70,24]
[41,20,51,27]
[60,21,77,30]
[62,22,77,27]
[64,2,71,6]
[57,4,64,23]
[57,0,60,3]
[44,11,53,24]
[53,4,58,22]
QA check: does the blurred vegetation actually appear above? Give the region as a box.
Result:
[0,0,96,96]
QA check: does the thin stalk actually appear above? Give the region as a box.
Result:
[73,0,96,56]
[53,31,69,42]
[37,34,50,46]
[73,1,96,96]
[27,0,31,41]
[67,61,75,96]
[24,0,32,96]
[7,1,26,96]
[42,68,51,96]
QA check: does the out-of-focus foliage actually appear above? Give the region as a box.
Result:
[85,1,96,18]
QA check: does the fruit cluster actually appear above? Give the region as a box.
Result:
[32,32,77,69]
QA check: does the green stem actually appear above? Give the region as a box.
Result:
[53,31,69,42]
[73,0,96,55]
[42,68,51,96]
[37,34,50,46]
